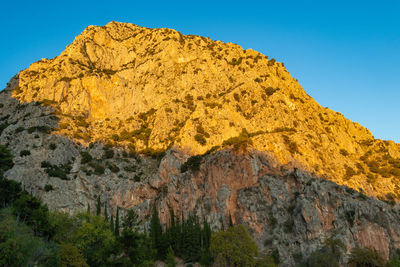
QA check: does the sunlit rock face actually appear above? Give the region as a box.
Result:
[2,21,400,265]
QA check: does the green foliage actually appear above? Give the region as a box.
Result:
[20,150,31,157]
[41,161,71,180]
[94,164,105,175]
[0,209,56,267]
[96,196,101,216]
[69,213,116,266]
[387,256,400,267]
[166,246,177,267]
[303,238,345,267]
[115,207,120,237]
[210,225,258,267]
[44,184,53,192]
[340,149,349,156]
[194,133,207,145]
[49,143,57,150]
[265,86,278,96]
[122,209,142,231]
[80,151,93,164]
[180,155,203,173]
[58,243,89,267]
[0,145,13,173]
[222,128,253,150]
[348,247,385,267]
[150,206,165,259]
[103,147,114,159]
[15,126,25,133]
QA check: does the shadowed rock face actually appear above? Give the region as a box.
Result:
[1,21,400,265]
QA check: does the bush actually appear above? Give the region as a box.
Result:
[80,151,93,164]
[41,161,71,180]
[44,184,53,192]
[94,165,105,175]
[194,134,207,145]
[0,145,14,173]
[15,126,25,133]
[340,149,349,156]
[20,150,31,157]
[49,143,57,150]
[103,148,114,159]
[348,247,385,267]
[181,155,203,173]
[222,128,252,150]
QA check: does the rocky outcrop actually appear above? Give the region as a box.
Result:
[1,21,400,266]
[7,21,400,200]
[2,85,400,265]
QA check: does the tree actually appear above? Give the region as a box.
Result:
[166,246,177,267]
[96,196,101,216]
[122,209,142,231]
[115,207,120,236]
[58,243,89,267]
[70,213,116,266]
[228,213,233,228]
[149,205,165,259]
[348,247,385,267]
[110,213,114,233]
[0,145,13,174]
[210,225,258,267]
[104,203,108,221]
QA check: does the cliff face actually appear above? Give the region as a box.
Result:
[1,21,400,265]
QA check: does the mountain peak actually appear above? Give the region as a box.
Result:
[7,21,400,201]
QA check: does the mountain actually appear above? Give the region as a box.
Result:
[1,21,400,265]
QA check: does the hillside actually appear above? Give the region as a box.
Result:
[1,21,400,265]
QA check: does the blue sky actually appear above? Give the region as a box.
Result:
[1,0,399,142]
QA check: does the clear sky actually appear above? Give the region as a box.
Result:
[1,0,399,142]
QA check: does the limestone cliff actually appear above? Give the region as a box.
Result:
[1,21,400,265]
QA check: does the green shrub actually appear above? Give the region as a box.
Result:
[103,148,114,159]
[265,87,277,96]
[80,151,93,164]
[283,218,294,233]
[111,134,120,141]
[344,165,356,180]
[15,126,25,133]
[41,161,71,180]
[340,149,349,156]
[348,247,385,267]
[194,134,207,145]
[222,128,252,150]
[181,155,203,173]
[49,143,57,150]
[94,165,105,175]
[44,184,53,192]
[20,150,31,157]
[0,145,14,173]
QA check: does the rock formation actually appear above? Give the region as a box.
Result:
[1,21,400,265]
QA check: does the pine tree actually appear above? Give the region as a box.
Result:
[229,213,233,228]
[150,205,163,259]
[166,246,177,267]
[104,203,108,221]
[96,195,101,216]
[110,213,114,233]
[115,207,120,236]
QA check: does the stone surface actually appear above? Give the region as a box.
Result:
[1,21,400,266]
